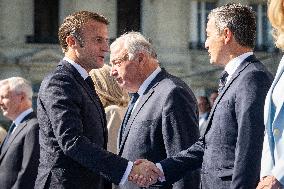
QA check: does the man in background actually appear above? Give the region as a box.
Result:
[0,77,39,189]
[197,96,210,136]
[209,90,218,107]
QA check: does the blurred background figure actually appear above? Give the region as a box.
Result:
[0,77,39,189]
[257,0,284,188]
[90,64,130,154]
[197,96,210,136]
[209,90,218,107]
[0,125,7,144]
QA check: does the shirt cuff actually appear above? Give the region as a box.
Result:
[119,161,133,185]
[156,163,166,182]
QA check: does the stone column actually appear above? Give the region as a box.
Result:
[0,0,33,43]
[141,0,191,77]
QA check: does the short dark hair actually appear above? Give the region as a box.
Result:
[58,11,109,52]
[208,3,256,48]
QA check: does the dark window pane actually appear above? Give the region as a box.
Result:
[27,0,59,44]
[117,0,141,36]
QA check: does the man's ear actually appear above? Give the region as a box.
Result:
[223,28,233,44]
[137,52,146,64]
[66,35,77,49]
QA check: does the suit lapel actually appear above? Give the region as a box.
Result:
[60,61,106,130]
[202,56,255,136]
[0,112,35,161]
[118,70,165,154]
[270,63,284,123]
[118,88,156,154]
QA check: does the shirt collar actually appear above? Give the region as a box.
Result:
[199,112,209,119]
[63,57,89,80]
[14,108,33,127]
[137,67,161,96]
[224,52,253,76]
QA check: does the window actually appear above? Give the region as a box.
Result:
[189,1,216,49]
[117,0,141,36]
[26,0,59,44]
[251,4,275,52]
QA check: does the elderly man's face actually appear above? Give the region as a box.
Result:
[0,85,22,120]
[110,45,143,93]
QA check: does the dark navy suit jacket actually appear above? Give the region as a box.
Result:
[36,60,129,189]
[118,69,200,189]
[160,55,273,189]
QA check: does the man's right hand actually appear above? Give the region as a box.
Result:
[128,159,164,188]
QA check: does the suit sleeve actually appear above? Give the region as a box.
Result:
[231,71,272,188]
[39,73,128,184]
[160,137,204,185]
[159,87,203,186]
[269,106,284,185]
[12,120,40,189]
[260,133,274,178]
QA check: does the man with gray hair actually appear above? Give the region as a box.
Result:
[0,77,40,189]
[132,3,273,189]
[110,32,200,189]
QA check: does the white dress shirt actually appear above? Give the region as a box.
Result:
[224,52,253,84]
[63,57,89,79]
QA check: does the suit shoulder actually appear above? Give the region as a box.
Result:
[247,61,272,75]
[158,73,190,90]
[25,117,39,132]
[242,62,273,83]
[157,73,196,100]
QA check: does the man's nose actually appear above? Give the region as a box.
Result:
[102,41,109,53]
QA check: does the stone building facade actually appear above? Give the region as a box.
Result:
[0,0,282,126]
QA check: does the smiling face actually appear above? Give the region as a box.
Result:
[205,18,227,66]
[0,84,22,120]
[74,20,109,72]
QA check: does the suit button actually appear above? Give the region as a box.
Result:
[273,128,280,136]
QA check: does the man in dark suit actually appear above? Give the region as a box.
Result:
[0,77,40,189]
[197,96,211,136]
[110,32,200,189]
[132,3,273,189]
[36,11,161,189]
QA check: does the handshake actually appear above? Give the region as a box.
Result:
[128,159,165,188]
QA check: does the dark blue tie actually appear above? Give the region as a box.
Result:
[85,76,102,102]
[218,71,229,94]
[120,93,139,138]
[1,123,16,150]
[85,76,95,91]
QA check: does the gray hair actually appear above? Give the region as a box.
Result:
[110,32,157,60]
[208,3,256,48]
[0,77,33,101]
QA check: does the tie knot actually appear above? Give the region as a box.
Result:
[218,71,229,94]
[8,123,16,134]
[85,76,94,89]
[130,93,139,103]
[220,71,229,82]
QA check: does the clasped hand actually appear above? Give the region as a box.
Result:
[128,159,164,188]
